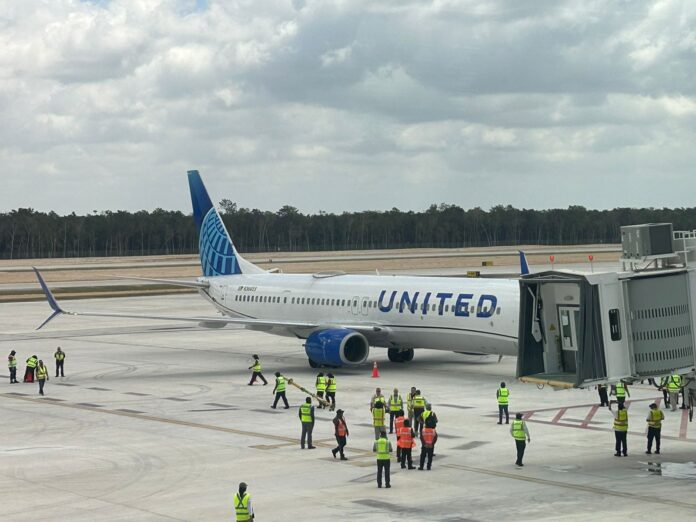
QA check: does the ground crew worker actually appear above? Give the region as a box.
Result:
[397,419,416,469]
[372,400,386,439]
[510,413,530,467]
[299,397,316,449]
[666,374,682,412]
[24,354,38,383]
[8,350,18,383]
[271,371,289,409]
[393,409,405,461]
[332,409,349,460]
[419,416,438,470]
[388,388,403,433]
[608,402,628,456]
[497,381,510,424]
[233,482,254,521]
[36,360,49,396]
[370,387,385,410]
[406,386,417,425]
[373,430,393,488]
[659,376,671,407]
[315,372,326,408]
[613,380,630,407]
[54,346,66,377]
[247,354,267,385]
[326,373,337,408]
[597,384,609,407]
[420,403,438,432]
[412,390,426,434]
[646,402,664,455]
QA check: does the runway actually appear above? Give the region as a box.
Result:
[2,294,696,520]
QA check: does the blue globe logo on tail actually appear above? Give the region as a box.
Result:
[199,208,241,276]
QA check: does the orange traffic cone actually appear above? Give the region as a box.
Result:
[372,361,379,378]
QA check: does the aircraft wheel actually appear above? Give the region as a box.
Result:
[401,349,414,362]
[388,348,403,362]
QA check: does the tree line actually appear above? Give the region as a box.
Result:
[1,201,696,259]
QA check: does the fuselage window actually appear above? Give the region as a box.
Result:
[284,297,287,304]
[321,298,325,305]
[291,297,295,304]
[496,307,501,315]
[301,298,305,305]
[445,305,449,312]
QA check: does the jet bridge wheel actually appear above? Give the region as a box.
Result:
[388,348,414,363]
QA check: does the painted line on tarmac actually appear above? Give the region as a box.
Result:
[443,463,696,510]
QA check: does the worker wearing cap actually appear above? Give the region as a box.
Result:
[388,388,403,434]
[497,382,510,424]
[315,372,327,408]
[233,482,254,521]
[8,350,18,384]
[666,374,682,412]
[247,354,268,385]
[271,372,289,409]
[419,416,438,470]
[332,409,349,460]
[299,397,316,449]
[510,412,531,466]
[397,419,416,470]
[373,429,393,488]
[372,400,386,439]
[646,402,664,455]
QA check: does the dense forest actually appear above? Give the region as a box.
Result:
[2,200,696,259]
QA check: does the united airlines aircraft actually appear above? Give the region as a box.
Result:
[34,171,521,368]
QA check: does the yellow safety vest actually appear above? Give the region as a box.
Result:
[8,356,17,368]
[667,375,682,392]
[37,366,48,380]
[422,410,432,424]
[300,404,313,423]
[373,407,385,427]
[389,395,403,412]
[316,376,326,392]
[648,409,663,429]
[251,360,261,372]
[234,492,251,521]
[413,395,426,409]
[498,388,509,405]
[615,383,626,398]
[26,357,37,368]
[276,376,286,392]
[375,437,390,460]
[55,351,65,361]
[613,409,628,431]
[511,419,526,441]
[327,378,336,393]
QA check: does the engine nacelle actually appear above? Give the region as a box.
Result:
[304,329,370,366]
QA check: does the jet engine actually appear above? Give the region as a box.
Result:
[304,329,369,366]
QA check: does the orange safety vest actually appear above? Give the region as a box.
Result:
[422,428,436,447]
[394,416,405,433]
[397,426,415,449]
[336,419,347,437]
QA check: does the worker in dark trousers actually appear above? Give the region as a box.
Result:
[510,412,530,466]
[412,390,426,434]
[24,355,38,382]
[315,373,326,408]
[8,350,19,383]
[54,347,66,377]
[247,354,267,385]
[397,419,416,469]
[608,402,628,456]
[388,388,403,433]
[597,384,609,406]
[646,402,664,455]
[372,400,386,439]
[497,382,510,424]
[419,417,438,470]
[393,410,405,461]
[659,376,670,408]
[271,372,289,409]
[406,386,417,426]
[373,430,393,488]
[299,397,316,449]
[332,409,349,460]
[36,360,49,396]
[613,381,630,408]
[233,482,254,521]
[325,373,336,408]
[666,374,682,411]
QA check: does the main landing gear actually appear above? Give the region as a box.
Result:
[388,348,414,363]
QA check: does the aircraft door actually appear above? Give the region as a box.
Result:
[558,306,579,373]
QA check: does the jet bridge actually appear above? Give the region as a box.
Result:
[517,224,696,389]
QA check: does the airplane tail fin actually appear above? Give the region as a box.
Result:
[519,250,530,275]
[187,170,263,276]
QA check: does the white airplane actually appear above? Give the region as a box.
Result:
[34,171,522,367]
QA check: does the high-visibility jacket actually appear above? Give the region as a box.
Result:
[300,404,313,423]
[335,418,347,437]
[275,376,286,392]
[327,377,336,393]
[648,408,664,429]
[615,383,626,398]
[234,492,251,521]
[375,437,391,460]
[26,357,38,368]
[497,387,509,405]
[394,416,405,433]
[373,407,385,427]
[421,427,436,447]
[316,376,326,392]
[37,366,48,380]
[407,394,415,413]
[397,427,415,448]
[389,394,403,412]
[667,375,682,392]
[413,395,426,409]
[613,409,628,431]
[55,351,65,361]
[8,355,17,368]
[251,359,261,372]
[511,419,526,441]
[421,410,433,425]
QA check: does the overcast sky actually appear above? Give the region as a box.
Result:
[2,0,695,215]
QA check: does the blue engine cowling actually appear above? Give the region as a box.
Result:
[304,329,370,366]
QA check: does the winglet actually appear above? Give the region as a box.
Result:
[33,267,65,330]
[519,251,530,276]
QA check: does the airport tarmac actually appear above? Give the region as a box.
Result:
[3,295,696,521]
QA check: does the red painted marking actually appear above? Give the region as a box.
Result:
[522,411,534,420]
[680,408,689,439]
[551,408,567,424]
[580,405,599,428]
